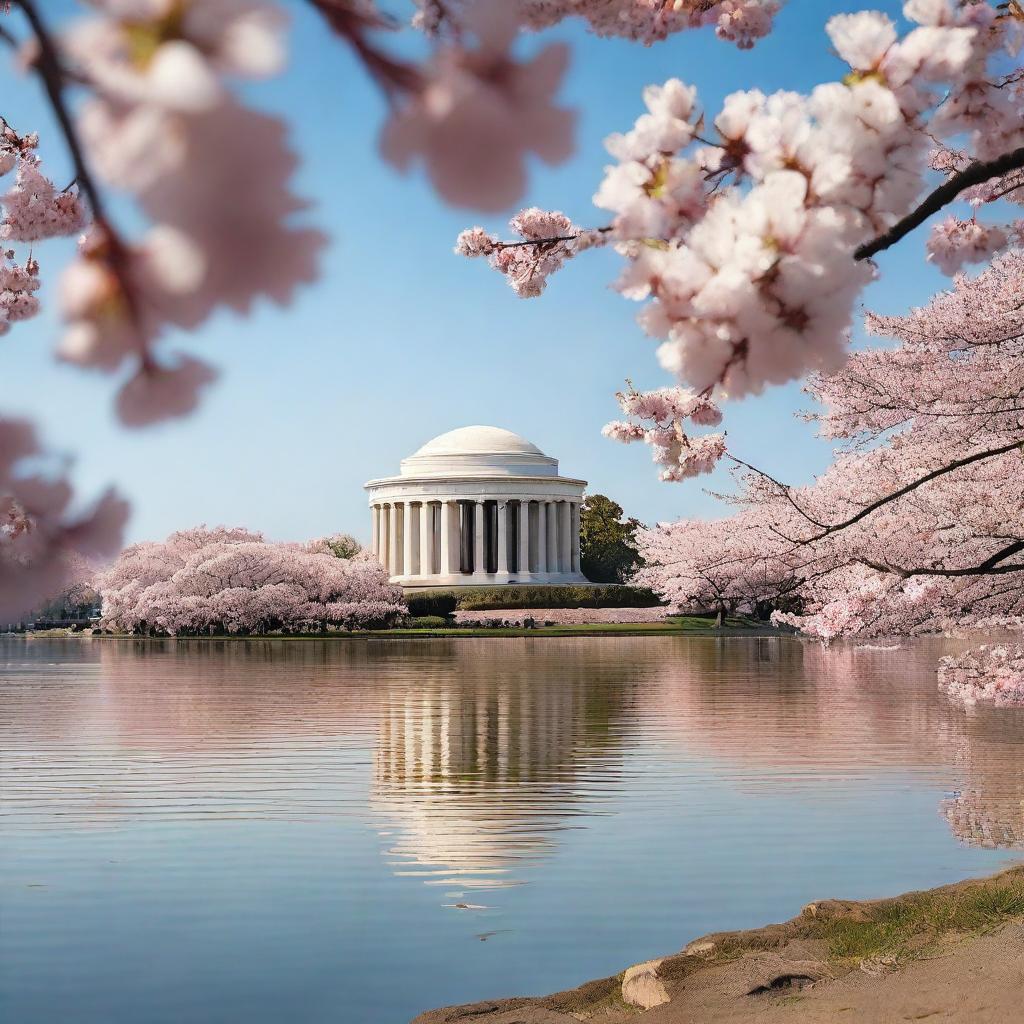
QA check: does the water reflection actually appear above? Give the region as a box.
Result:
[2,634,1023,862]
[371,641,631,891]
[641,637,1024,849]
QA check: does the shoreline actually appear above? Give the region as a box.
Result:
[413,866,1024,1024]
[8,620,792,642]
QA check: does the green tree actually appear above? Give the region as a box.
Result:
[311,534,362,559]
[579,494,643,584]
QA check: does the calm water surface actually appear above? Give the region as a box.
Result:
[2,635,1023,1023]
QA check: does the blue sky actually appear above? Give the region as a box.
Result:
[2,0,956,546]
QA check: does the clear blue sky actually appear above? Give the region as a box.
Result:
[2,0,954,545]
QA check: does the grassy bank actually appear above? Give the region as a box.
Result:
[15,616,786,641]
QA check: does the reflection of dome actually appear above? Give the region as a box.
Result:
[399,425,558,479]
[370,642,630,897]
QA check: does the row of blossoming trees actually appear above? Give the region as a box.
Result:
[98,528,405,635]
[1,2,1022,692]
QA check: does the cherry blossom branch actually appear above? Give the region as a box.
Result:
[476,144,1024,265]
[306,0,423,97]
[12,0,150,366]
[859,539,1024,578]
[854,146,1024,262]
[797,439,1023,543]
[494,225,614,249]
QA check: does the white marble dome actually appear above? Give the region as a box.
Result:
[401,425,558,478]
[414,425,543,456]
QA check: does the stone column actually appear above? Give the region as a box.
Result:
[474,500,486,577]
[405,502,418,578]
[419,502,433,576]
[379,505,389,568]
[536,500,547,574]
[497,501,509,574]
[441,500,454,575]
[387,503,400,578]
[546,502,558,574]
[371,505,379,558]
[571,501,582,574]
[559,501,571,574]
[517,500,530,576]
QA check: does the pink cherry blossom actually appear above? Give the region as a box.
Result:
[0,417,129,621]
[459,2,1023,464]
[0,158,85,242]
[382,0,575,211]
[115,354,219,427]
[926,216,1010,275]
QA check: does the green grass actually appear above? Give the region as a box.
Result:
[361,616,765,638]
[658,868,1024,985]
[821,883,1024,965]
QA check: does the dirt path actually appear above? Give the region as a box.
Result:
[413,867,1024,1024]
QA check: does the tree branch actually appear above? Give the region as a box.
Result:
[854,146,1024,261]
[12,0,152,368]
[796,439,1023,544]
[859,540,1024,578]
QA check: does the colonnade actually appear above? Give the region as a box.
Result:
[370,497,582,582]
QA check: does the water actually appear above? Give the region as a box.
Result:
[1,635,1022,1024]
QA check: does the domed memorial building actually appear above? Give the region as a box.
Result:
[365,426,588,588]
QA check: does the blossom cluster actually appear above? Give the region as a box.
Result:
[602,382,726,479]
[98,526,406,635]
[455,209,605,297]
[384,1,575,212]
[0,127,84,337]
[418,0,782,48]
[58,0,324,423]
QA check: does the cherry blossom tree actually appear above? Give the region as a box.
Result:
[98,526,406,635]
[637,249,1024,703]
[3,0,1023,620]
[634,508,804,624]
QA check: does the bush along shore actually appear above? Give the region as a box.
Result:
[413,866,1024,1024]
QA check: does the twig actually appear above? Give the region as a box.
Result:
[725,454,827,528]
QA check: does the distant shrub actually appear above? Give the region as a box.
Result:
[406,615,450,629]
[456,584,663,610]
[406,591,460,617]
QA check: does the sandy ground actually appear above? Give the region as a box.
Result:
[413,868,1024,1024]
